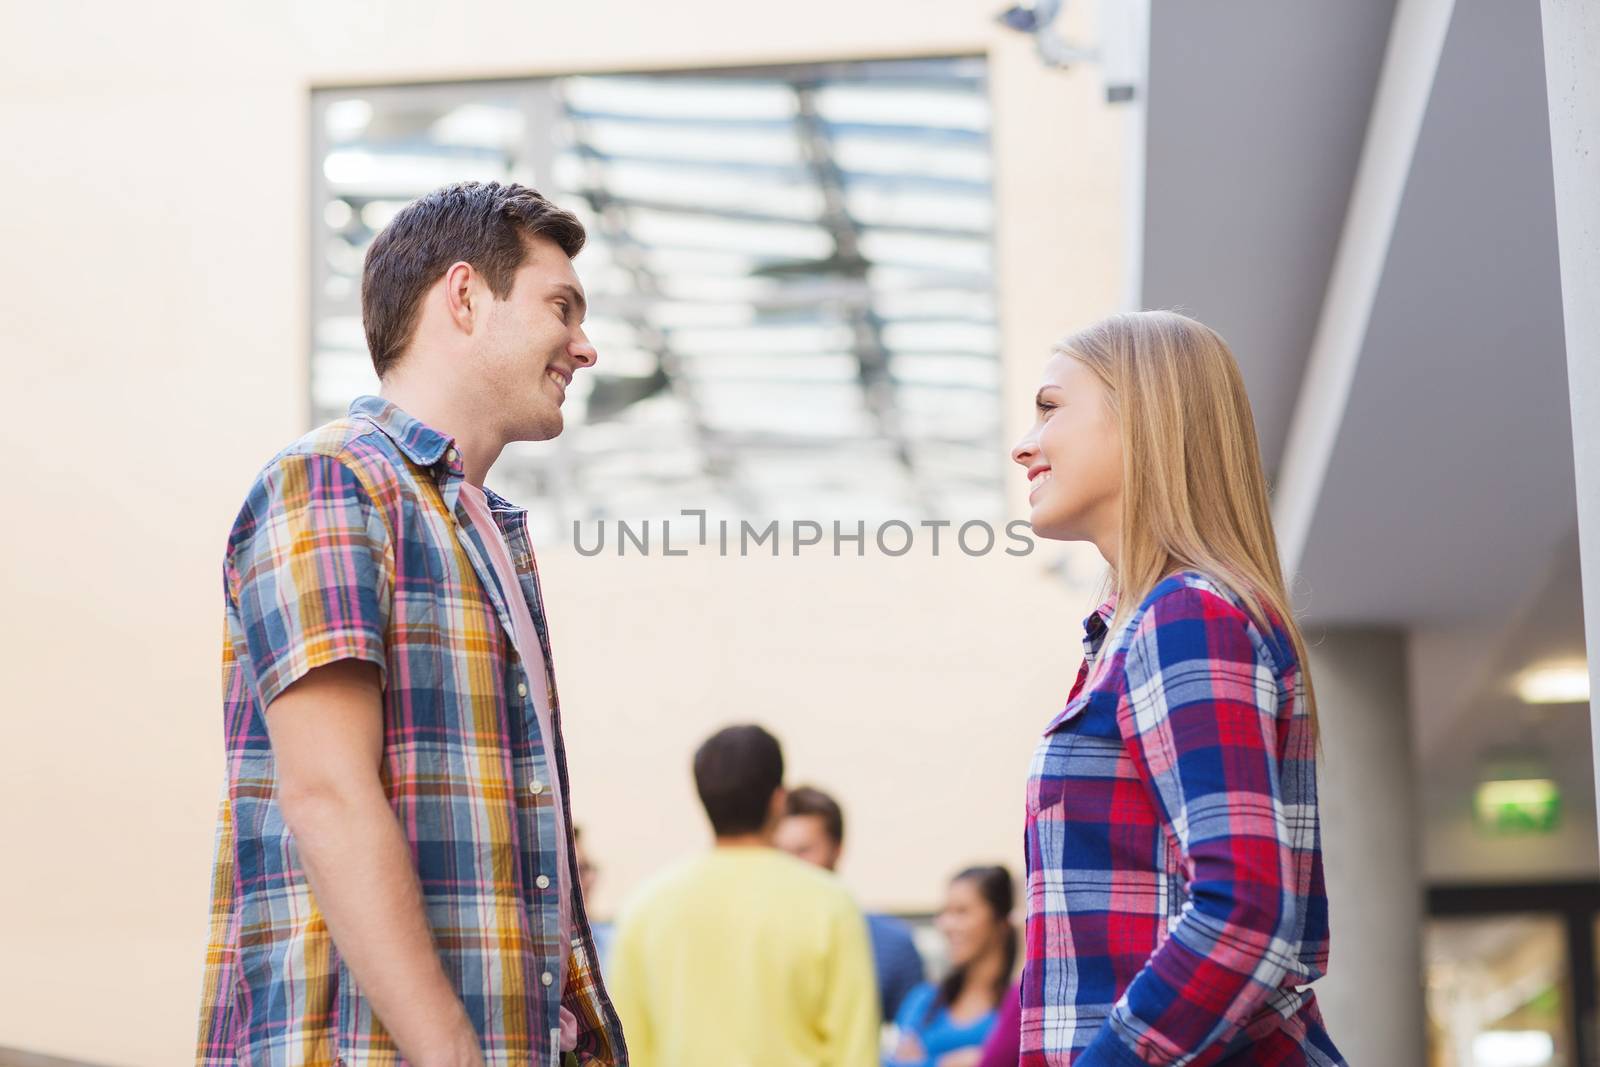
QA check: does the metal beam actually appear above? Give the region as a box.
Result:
[1541,0,1600,878]
[1271,0,1456,577]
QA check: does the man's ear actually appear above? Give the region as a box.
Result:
[442,260,477,333]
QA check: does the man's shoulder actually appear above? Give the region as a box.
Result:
[233,416,421,518]
[225,416,418,558]
[867,911,918,946]
[264,415,410,490]
[623,850,859,922]
[618,854,708,916]
[761,851,866,917]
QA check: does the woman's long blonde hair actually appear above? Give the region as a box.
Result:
[1058,310,1316,727]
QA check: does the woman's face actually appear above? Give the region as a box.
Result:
[1011,352,1124,549]
[935,877,1004,968]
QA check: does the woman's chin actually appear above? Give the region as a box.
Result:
[1027,509,1073,542]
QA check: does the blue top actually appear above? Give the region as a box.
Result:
[867,913,926,1023]
[886,981,998,1067]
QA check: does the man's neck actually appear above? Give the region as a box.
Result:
[713,833,772,850]
[379,377,504,486]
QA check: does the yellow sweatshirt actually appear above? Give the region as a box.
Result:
[606,847,881,1067]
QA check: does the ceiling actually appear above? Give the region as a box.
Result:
[1142,0,1589,881]
[1141,0,1396,479]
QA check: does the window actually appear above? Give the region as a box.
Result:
[311,59,1000,542]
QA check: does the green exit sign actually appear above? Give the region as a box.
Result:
[1475,778,1561,834]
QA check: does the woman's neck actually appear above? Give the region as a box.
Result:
[952,945,1008,1016]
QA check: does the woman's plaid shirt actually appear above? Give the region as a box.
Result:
[196,396,627,1067]
[1021,572,1344,1066]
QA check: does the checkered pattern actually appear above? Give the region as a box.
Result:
[1021,573,1344,1066]
[196,396,627,1066]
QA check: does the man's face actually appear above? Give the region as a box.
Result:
[474,234,597,442]
[775,814,842,871]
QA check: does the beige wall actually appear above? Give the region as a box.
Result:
[0,2,1128,1063]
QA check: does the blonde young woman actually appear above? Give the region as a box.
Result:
[1009,312,1345,1066]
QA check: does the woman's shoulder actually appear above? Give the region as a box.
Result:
[1124,570,1292,667]
[1135,568,1237,612]
[895,981,939,1026]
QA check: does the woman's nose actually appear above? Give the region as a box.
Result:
[1011,435,1037,468]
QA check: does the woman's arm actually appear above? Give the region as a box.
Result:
[974,984,1021,1067]
[1086,587,1304,1066]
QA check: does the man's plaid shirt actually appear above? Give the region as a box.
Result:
[1021,572,1344,1066]
[196,396,627,1067]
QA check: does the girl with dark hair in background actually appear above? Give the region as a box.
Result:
[887,866,1017,1067]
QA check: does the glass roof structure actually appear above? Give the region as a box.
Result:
[311,58,1000,542]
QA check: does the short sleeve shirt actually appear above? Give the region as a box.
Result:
[194,396,628,1067]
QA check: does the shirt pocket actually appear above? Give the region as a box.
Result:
[1030,685,1126,818]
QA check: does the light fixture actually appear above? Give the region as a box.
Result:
[1472,1030,1554,1067]
[1515,661,1591,705]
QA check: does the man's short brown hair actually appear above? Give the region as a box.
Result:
[694,725,785,837]
[785,784,844,846]
[360,181,586,378]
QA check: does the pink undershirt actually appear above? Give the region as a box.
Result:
[458,482,577,1050]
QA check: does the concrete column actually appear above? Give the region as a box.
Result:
[1540,2,1600,852]
[1308,628,1426,1067]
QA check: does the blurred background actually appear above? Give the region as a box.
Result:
[2,1,1597,1065]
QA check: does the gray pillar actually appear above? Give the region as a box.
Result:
[1309,629,1426,1067]
[1541,2,1600,851]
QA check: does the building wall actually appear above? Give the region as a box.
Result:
[0,2,1128,1063]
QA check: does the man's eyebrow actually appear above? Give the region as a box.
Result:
[551,282,588,321]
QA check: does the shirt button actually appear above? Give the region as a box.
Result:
[446,447,459,463]
[536,874,551,889]
[541,971,554,987]
[517,681,529,698]
[529,780,544,796]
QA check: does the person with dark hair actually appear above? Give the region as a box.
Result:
[887,866,1017,1067]
[776,784,928,1022]
[607,726,880,1067]
[195,181,625,1067]
[573,825,615,968]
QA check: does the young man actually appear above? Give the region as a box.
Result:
[607,726,880,1067]
[776,785,927,1025]
[195,182,627,1067]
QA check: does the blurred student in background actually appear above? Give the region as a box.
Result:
[776,784,927,1023]
[975,983,1022,1067]
[607,725,880,1067]
[573,826,613,966]
[887,866,1016,1067]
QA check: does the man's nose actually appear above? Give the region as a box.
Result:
[570,335,597,368]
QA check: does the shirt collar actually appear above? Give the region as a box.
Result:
[481,484,522,514]
[349,395,459,473]
[349,396,529,522]
[1082,597,1116,656]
